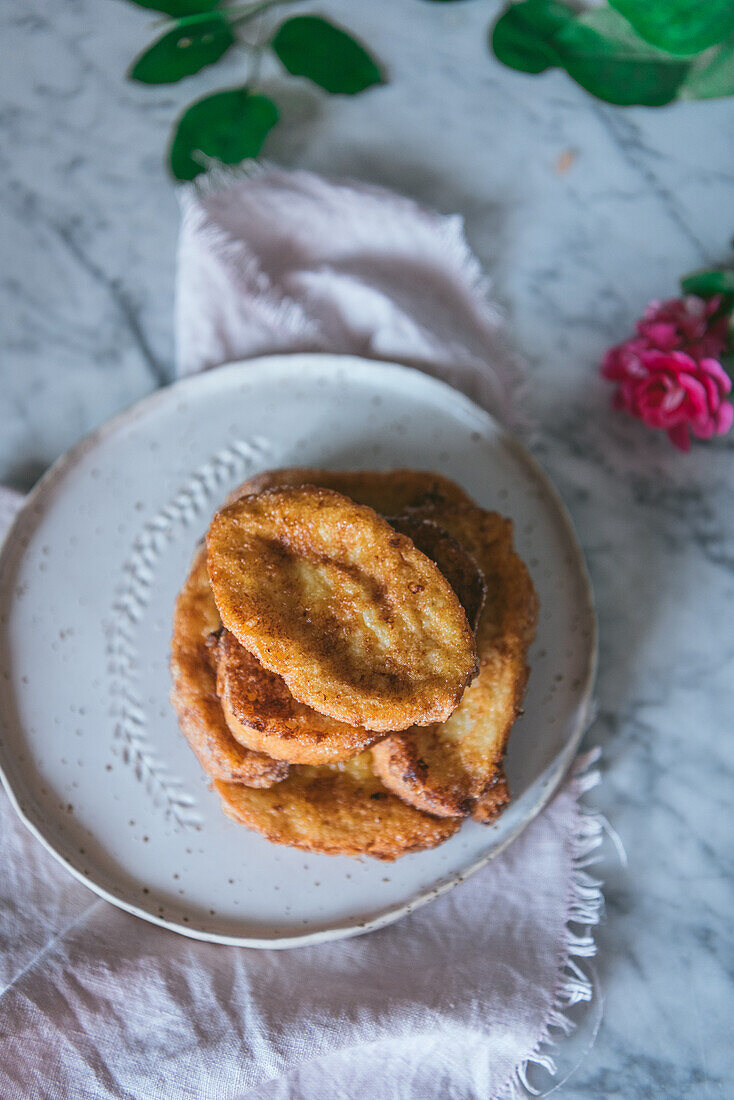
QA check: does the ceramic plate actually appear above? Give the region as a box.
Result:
[0,355,595,948]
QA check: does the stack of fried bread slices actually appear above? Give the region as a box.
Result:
[170,469,538,861]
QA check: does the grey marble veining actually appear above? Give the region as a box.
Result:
[2,0,734,1095]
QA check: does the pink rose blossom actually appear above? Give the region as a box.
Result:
[602,347,733,452]
[636,295,729,359]
[602,294,733,451]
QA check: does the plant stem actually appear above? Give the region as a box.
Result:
[227,0,303,28]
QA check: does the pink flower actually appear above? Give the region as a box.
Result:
[602,294,733,450]
[602,347,733,452]
[636,295,729,360]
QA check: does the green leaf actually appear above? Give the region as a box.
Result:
[169,87,279,180]
[271,15,384,94]
[608,0,734,56]
[680,37,734,100]
[552,9,690,105]
[680,269,734,298]
[127,0,220,15]
[129,13,234,84]
[491,1,575,74]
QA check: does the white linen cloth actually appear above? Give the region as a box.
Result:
[0,167,602,1099]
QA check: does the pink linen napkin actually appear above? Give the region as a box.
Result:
[0,167,602,1099]
[176,165,527,431]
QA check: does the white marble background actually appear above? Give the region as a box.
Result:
[2,0,733,1095]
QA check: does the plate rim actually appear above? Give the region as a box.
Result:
[0,353,597,949]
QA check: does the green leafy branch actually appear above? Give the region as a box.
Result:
[126,0,384,180]
[127,0,734,183]
[490,0,734,106]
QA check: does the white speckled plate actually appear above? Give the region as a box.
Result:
[0,355,595,948]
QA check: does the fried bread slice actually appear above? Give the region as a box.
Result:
[214,629,381,765]
[213,512,485,764]
[388,514,486,632]
[371,505,538,821]
[206,486,478,732]
[227,467,475,514]
[170,547,289,787]
[215,751,459,860]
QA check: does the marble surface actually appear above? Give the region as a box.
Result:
[1,0,733,1094]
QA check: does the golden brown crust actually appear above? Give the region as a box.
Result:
[388,515,486,633]
[212,511,485,766]
[215,751,459,860]
[472,768,512,824]
[371,504,538,821]
[227,467,475,515]
[215,630,383,765]
[206,486,478,733]
[169,547,289,787]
